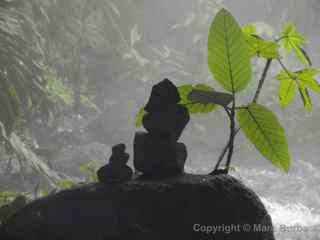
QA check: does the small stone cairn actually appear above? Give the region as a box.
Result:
[97,144,133,183]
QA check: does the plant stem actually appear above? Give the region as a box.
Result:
[253,59,272,103]
[212,127,240,173]
[274,36,287,42]
[225,100,236,172]
[277,57,293,77]
[211,58,273,174]
[213,140,229,170]
[212,107,232,171]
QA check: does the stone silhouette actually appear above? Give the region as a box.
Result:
[0,175,275,240]
[134,79,190,178]
[97,144,133,183]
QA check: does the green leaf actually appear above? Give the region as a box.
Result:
[296,68,320,92]
[278,79,297,108]
[275,68,320,110]
[245,35,279,59]
[134,107,147,127]
[56,179,76,190]
[79,162,98,182]
[280,22,308,65]
[237,104,290,172]
[178,84,217,113]
[242,24,257,35]
[188,89,233,107]
[208,8,252,93]
[281,22,305,51]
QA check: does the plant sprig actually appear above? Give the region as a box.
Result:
[135,9,320,174]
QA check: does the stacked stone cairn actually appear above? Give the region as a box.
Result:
[97,144,133,183]
[134,79,190,178]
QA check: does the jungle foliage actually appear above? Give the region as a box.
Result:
[0,0,120,184]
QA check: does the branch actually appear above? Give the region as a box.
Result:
[274,36,287,42]
[225,100,236,172]
[252,59,272,103]
[210,126,241,174]
[277,57,293,77]
[212,107,232,171]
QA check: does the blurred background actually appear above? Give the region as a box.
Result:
[0,0,319,239]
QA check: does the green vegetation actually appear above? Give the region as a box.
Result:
[136,8,320,173]
[79,161,98,183]
[0,0,114,185]
[0,192,27,207]
[0,0,49,137]
[237,104,289,171]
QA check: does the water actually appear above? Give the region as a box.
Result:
[185,158,320,240]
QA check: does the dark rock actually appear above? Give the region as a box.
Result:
[134,79,190,178]
[97,165,133,183]
[97,144,133,183]
[0,196,27,224]
[210,169,229,175]
[144,79,181,113]
[0,174,275,240]
[143,104,189,140]
[108,144,129,166]
[110,144,126,159]
[134,132,186,178]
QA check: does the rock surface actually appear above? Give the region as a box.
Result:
[0,174,274,240]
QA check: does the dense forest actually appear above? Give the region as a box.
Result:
[0,1,320,239]
[0,0,228,193]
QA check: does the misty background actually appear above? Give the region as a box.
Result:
[0,0,319,239]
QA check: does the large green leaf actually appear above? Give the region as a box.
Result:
[275,68,320,110]
[178,84,217,113]
[208,8,252,93]
[237,104,290,172]
[280,22,308,65]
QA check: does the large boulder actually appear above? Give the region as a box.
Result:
[0,174,274,240]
